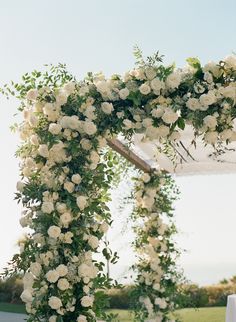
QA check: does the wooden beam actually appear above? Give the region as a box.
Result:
[107,138,152,173]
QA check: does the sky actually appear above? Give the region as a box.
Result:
[0,0,236,286]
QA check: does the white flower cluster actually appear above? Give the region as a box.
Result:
[18,82,114,321]
[14,54,236,321]
[133,171,178,321]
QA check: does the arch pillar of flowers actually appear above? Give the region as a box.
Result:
[2,50,236,322]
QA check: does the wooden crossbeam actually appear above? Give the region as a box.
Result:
[107,138,152,173]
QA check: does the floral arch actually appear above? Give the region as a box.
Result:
[2,50,236,322]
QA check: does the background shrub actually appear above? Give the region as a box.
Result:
[1,276,236,309]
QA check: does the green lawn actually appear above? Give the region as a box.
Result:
[0,302,26,314]
[0,304,226,322]
[110,308,226,322]
[173,307,226,322]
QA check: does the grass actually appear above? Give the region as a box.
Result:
[110,308,226,322]
[0,302,26,314]
[173,307,226,322]
[0,304,226,321]
[108,309,134,321]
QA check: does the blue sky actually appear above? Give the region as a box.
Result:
[0,0,236,285]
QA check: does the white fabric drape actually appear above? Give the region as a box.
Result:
[226,295,236,322]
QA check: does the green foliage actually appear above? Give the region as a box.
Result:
[133,45,164,68]
[1,63,74,102]
[0,276,23,304]
[186,57,201,70]
[107,286,134,310]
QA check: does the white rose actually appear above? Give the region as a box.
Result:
[204,131,218,144]
[48,226,61,239]
[224,55,236,70]
[199,91,216,107]
[186,98,201,111]
[145,126,159,139]
[60,212,72,227]
[48,296,62,310]
[46,270,60,283]
[23,273,34,289]
[166,72,181,89]
[28,114,38,127]
[151,107,164,118]
[141,173,151,183]
[56,264,68,277]
[42,102,55,114]
[204,72,213,83]
[60,115,79,130]
[26,89,38,101]
[79,86,89,96]
[81,295,94,307]
[71,174,82,184]
[63,81,76,95]
[55,91,67,106]
[230,131,236,141]
[153,283,160,291]
[220,85,236,99]
[119,88,129,99]
[77,315,87,322]
[33,233,44,244]
[145,67,156,80]
[78,264,91,278]
[155,298,167,309]
[83,277,90,284]
[96,80,109,93]
[42,201,54,214]
[80,138,92,150]
[158,125,170,137]
[169,131,181,141]
[76,196,88,210]
[64,181,75,193]
[57,278,70,291]
[88,235,99,249]
[68,115,80,130]
[100,222,109,233]
[117,111,124,118]
[83,105,96,120]
[30,134,39,145]
[63,231,73,244]
[97,136,107,148]
[30,262,42,277]
[203,115,217,129]
[150,78,164,92]
[203,61,222,78]
[56,91,68,105]
[142,118,153,128]
[90,150,100,164]
[78,263,98,279]
[123,119,133,129]
[21,289,33,303]
[101,102,114,114]
[34,101,43,113]
[38,144,49,158]
[49,123,62,135]
[56,203,67,213]
[220,129,233,140]
[161,108,178,124]
[139,83,151,95]
[49,316,57,322]
[16,181,25,192]
[83,121,97,135]
[83,285,90,294]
